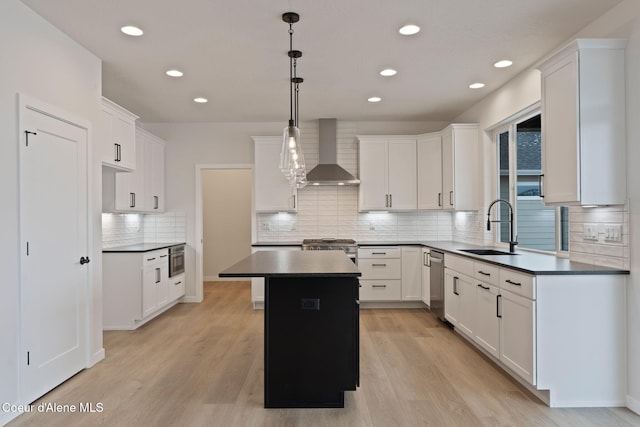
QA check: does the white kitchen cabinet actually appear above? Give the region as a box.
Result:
[141,129,166,212]
[100,97,138,171]
[474,281,501,359]
[417,134,443,209]
[358,246,402,301]
[445,268,476,335]
[401,246,422,301]
[538,39,626,206]
[500,288,536,385]
[253,137,297,212]
[114,137,145,212]
[103,248,182,330]
[440,124,478,211]
[251,245,300,308]
[421,248,431,306]
[358,136,417,211]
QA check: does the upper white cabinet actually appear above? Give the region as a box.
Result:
[103,127,166,213]
[358,136,417,211]
[140,129,166,212]
[253,137,297,212]
[440,124,478,211]
[100,97,138,171]
[417,134,443,209]
[538,39,626,206]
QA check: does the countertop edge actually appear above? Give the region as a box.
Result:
[103,242,186,253]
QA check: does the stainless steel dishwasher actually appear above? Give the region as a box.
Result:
[429,250,445,321]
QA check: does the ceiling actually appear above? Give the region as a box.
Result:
[22,0,622,123]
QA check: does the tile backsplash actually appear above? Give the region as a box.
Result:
[102,212,186,248]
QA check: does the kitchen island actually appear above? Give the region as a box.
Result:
[219,250,361,408]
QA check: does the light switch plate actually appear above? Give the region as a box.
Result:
[583,223,598,240]
[604,224,622,242]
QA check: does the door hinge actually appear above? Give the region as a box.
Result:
[25,130,37,147]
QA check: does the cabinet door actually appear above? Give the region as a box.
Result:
[421,249,431,306]
[417,135,443,210]
[253,138,297,212]
[541,52,580,204]
[441,131,454,209]
[156,263,169,308]
[387,139,417,210]
[114,140,144,212]
[358,139,388,210]
[500,289,536,385]
[143,135,165,212]
[456,274,475,337]
[115,115,136,170]
[99,108,118,167]
[401,246,422,301]
[444,270,459,326]
[474,282,500,358]
[141,267,158,318]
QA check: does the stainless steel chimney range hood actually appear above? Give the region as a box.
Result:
[305,119,360,186]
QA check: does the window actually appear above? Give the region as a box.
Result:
[495,112,569,253]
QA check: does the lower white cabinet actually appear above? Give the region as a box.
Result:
[499,288,536,385]
[421,248,431,306]
[358,246,402,302]
[474,281,501,359]
[444,270,474,336]
[401,246,422,301]
[103,248,184,330]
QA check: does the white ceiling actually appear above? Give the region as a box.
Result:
[21,0,622,123]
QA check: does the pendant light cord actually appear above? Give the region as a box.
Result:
[289,25,294,126]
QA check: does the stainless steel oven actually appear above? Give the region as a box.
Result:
[169,245,185,277]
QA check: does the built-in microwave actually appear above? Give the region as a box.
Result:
[169,245,185,277]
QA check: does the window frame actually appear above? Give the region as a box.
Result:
[490,105,569,256]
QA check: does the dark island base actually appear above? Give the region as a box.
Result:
[264,276,359,408]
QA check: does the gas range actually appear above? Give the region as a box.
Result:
[301,238,357,262]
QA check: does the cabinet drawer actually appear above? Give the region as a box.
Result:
[474,262,500,286]
[358,258,401,280]
[358,247,401,259]
[169,275,185,301]
[142,249,168,267]
[444,254,474,277]
[359,280,402,301]
[500,269,536,299]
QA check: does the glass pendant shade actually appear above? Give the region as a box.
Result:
[280,124,306,187]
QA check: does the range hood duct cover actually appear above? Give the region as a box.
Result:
[305,119,360,185]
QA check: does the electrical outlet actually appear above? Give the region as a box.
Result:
[583,223,598,240]
[604,224,622,242]
[261,222,271,231]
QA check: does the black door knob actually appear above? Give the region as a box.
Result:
[80,256,90,265]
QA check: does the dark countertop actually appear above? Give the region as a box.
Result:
[102,242,186,253]
[219,250,361,278]
[358,240,629,276]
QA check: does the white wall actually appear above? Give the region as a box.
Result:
[0,0,103,424]
[453,0,640,413]
[202,169,252,280]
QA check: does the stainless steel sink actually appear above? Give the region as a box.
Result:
[458,249,518,256]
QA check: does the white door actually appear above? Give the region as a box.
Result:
[20,103,88,404]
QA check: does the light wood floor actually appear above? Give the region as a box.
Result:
[9,281,640,427]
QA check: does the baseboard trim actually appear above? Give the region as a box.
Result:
[360,301,427,309]
[628,394,640,415]
[88,348,105,367]
[205,276,248,282]
[182,296,202,303]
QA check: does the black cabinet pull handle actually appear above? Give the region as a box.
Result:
[130,192,135,208]
[160,254,168,258]
[389,194,392,207]
[539,174,545,198]
[155,267,161,284]
[438,192,442,207]
[478,270,491,276]
[497,294,502,318]
[505,279,522,286]
[477,284,490,290]
[79,256,90,265]
[449,190,454,206]
[453,276,459,295]
[372,252,387,255]
[147,257,156,261]
[175,281,182,285]
[372,284,387,288]
[154,195,159,210]
[372,263,387,267]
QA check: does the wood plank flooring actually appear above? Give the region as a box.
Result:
[8,281,640,426]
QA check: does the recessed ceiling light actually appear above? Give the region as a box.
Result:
[399,24,420,35]
[494,60,513,68]
[194,97,208,103]
[380,69,397,77]
[368,97,382,103]
[469,83,485,89]
[121,26,143,36]
[166,69,184,77]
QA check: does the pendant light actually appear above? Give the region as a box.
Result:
[279,12,307,188]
